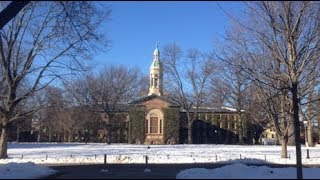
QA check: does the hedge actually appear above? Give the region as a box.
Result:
[128,106,146,144]
[163,107,180,144]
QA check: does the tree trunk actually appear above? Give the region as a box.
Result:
[48,131,52,142]
[307,120,314,147]
[16,126,20,142]
[37,130,41,142]
[238,114,244,144]
[281,135,288,158]
[105,114,112,145]
[276,133,280,145]
[63,131,67,142]
[187,116,192,144]
[68,131,72,142]
[292,83,303,179]
[106,123,111,144]
[0,127,8,159]
[306,72,316,147]
[288,119,295,145]
[253,134,260,144]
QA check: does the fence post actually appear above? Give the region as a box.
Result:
[95,154,97,159]
[70,154,72,158]
[21,155,23,159]
[215,155,218,161]
[240,154,241,159]
[145,155,148,165]
[46,154,48,160]
[307,149,310,159]
[264,155,266,161]
[143,155,151,173]
[104,154,107,165]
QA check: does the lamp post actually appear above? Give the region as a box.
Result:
[214,130,218,145]
[303,121,308,147]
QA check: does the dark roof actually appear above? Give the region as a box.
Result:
[187,106,240,113]
[129,94,180,107]
[94,98,239,114]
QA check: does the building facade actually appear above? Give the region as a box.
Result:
[126,44,247,145]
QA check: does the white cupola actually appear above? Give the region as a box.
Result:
[148,42,163,96]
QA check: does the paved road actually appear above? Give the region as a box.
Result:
[43,163,318,179]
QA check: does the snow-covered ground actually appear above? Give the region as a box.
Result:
[177,163,320,179]
[1,143,320,165]
[0,162,56,179]
[1,143,320,179]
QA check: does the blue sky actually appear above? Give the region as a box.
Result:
[93,1,244,75]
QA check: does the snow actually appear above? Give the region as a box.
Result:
[1,143,320,178]
[176,163,320,179]
[221,106,245,112]
[0,162,56,179]
[100,169,109,173]
[1,143,320,165]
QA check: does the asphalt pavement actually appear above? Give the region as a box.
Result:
[43,163,317,179]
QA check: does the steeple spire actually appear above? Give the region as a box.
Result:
[153,41,160,60]
[149,42,162,96]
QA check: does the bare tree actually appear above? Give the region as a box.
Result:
[0,1,110,158]
[44,86,67,142]
[137,74,149,97]
[245,85,271,144]
[27,88,48,142]
[0,1,30,30]
[299,58,320,147]
[219,1,320,178]
[211,56,251,144]
[162,43,215,144]
[66,65,141,144]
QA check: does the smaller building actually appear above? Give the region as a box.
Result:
[260,127,277,145]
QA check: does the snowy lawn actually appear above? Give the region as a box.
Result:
[1,143,320,179]
[1,143,320,165]
[176,163,320,179]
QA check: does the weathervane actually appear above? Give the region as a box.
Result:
[156,41,159,49]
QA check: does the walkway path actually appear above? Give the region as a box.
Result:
[44,163,317,179]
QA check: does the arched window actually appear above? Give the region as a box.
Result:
[154,74,158,88]
[145,119,148,134]
[150,74,153,87]
[150,117,158,133]
[146,109,163,134]
[159,119,162,134]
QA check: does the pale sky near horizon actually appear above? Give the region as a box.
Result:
[92,1,245,75]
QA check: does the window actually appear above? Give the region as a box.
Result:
[231,122,235,129]
[150,75,153,86]
[271,134,275,138]
[154,74,158,88]
[160,119,162,134]
[216,115,221,128]
[145,120,148,134]
[150,117,158,133]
